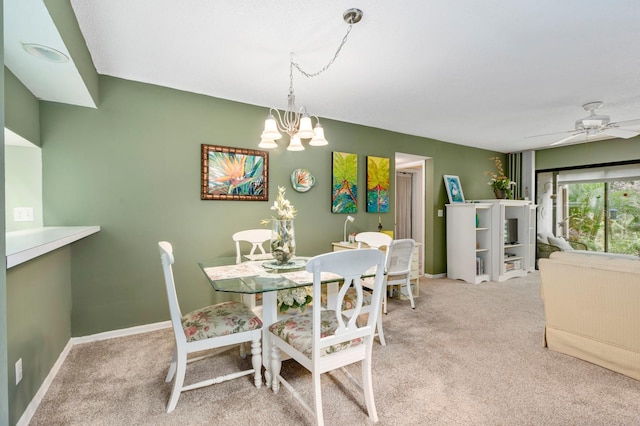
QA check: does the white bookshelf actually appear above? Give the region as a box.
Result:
[446,200,536,283]
[485,199,535,282]
[446,203,492,284]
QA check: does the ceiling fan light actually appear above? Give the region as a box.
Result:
[287,135,305,151]
[309,123,328,146]
[297,114,315,139]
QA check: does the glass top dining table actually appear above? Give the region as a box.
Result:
[198,253,354,388]
[198,255,344,294]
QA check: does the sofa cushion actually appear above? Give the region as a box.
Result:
[537,232,554,244]
[547,235,574,251]
[549,251,640,274]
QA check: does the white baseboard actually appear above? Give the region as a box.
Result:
[16,321,171,426]
[422,272,446,278]
[16,339,73,426]
[72,320,171,345]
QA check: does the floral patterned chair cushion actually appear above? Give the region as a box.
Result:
[269,310,363,357]
[320,287,372,311]
[182,301,263,342]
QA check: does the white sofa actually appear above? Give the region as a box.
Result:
[539,251,640,381]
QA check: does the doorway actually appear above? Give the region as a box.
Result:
[395,152,430,276]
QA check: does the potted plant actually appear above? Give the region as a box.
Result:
[485,157,514,199]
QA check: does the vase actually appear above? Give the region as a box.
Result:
[271,219,296,265]
[494,189,507,199]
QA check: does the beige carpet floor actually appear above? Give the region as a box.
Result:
[29,273,640,425]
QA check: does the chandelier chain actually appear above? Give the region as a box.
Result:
[289,24,354,89]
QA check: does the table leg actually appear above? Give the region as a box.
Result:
[261,291,277,388]
[326,282,338,310]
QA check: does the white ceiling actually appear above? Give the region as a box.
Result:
[6,0,640,153]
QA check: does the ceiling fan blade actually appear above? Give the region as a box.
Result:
[609,118,640,128]
[550,132,586,146]
[525,129,575,139]
[601,127,640,139]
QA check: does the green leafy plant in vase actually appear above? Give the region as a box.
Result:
[485,157,515,199]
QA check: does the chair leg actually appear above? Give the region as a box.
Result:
[361,353,379,423]
[376,307,386,346]
[166,350,187,413]
[383,287,388,315]
[165,347,177,383]
[406,281,416,309]
[239,343,247,359]
[312,371,325,426]
[251,338,262,388]
[271,343,281,393]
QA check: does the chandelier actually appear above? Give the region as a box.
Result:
[258,8,363,151]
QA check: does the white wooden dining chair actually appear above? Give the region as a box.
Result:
[352,232,394,344]
[232,229,272,309]
[355,231,393,252]
[383,238,416,314]
[320,246,388,346]
[158,241,263,413]
[269,249,386,426]
[232,229,272,264]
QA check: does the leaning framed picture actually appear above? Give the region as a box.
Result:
[201,144,268,201]
[443,175,465,203]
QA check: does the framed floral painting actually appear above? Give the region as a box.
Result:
[201,144,268,200]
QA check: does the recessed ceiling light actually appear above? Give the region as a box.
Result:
[21,43,69,63]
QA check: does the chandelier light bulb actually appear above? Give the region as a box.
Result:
[258,138,278,149]
[297,114,315,139]
[309,122,328,146]
[261,115,283,140]
[287,134,305,151]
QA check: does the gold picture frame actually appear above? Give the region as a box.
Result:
[201,144,268,201]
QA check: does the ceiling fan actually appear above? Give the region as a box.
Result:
[528,101,640,146]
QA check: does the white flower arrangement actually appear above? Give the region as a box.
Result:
[277,286,312,313]
[261,186,296,224]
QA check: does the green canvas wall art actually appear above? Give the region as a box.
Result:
[366,156,390,213]
[332,151,358,213]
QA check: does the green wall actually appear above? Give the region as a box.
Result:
[5,146,43,231]
[4,68,40,146]
[40,75,501,336]
[7,248,71,426]
[536,137,640,170]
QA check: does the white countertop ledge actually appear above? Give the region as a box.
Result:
[6,226,101,268]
